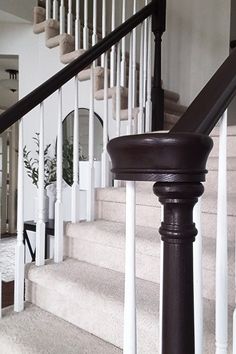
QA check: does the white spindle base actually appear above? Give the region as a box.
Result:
[83,28,89,50]
[193,199,203,354]
[159,206,164,353]
[71,183,80,223]
[216,113,228,354]
[145,100,152,133]
[101,151,110,188]
[54,201,63,263]
[36,221,46,266]
[14,241,25,312]
[75,19,81,51]
[60,5,65,34]
[233,309,236,354]
[92,34,98,47]
[0,273,1,318]
[67,13,73,35]
[138,109,144,134]
[121,58,126,87]
[53,0,58,20]
[124,181,137,354]
[86,165,95,222]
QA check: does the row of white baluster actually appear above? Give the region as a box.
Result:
[12,2,152,319]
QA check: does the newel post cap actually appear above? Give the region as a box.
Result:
[107,132,213,182]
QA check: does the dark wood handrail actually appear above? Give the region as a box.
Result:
[230,40,236,49]
[171,48,236,135]
[0,1,154,134]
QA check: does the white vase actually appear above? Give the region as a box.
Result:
[46,182,57,220]
[34,190,49,223]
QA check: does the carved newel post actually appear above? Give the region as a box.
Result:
[153,182,204,353]
[107,132,213,354]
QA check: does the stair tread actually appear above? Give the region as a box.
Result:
[46,33,74,49]
[61,49,86,64]
[0,303,121,354]
[26,259,233,352]
[26,258,159,318]
[65,220,235,276]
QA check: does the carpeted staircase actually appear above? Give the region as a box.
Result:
[0,127,235,353]
[32,5,187,129]
[0,4,235,354]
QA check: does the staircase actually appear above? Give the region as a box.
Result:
[32,2,186,130]
[0,1,235,353]
[0,127,235,353]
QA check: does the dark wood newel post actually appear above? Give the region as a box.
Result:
[107,132,213,354]
[153,182,204,354]
[151,0,166,131]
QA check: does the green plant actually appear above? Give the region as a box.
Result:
[62,137,86,186]
[23,133,56,189]
[23,133,86,188]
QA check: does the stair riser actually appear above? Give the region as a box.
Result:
[205,170,236,193]
[96,201,236,241]
[26,280,158,353]
[64,237,235,305]
[210,136,236,157]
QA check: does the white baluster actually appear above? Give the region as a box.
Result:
[83,0,89,50]
[143,1,148,110]
[193,199,203,354]
[127,32,133,135]
[54,88,64,263]
[46,0,51,20]
[159,205,164,354]
[53,0,58,20]
[233,233,236,354]
[87,66,95,221]
[145,16,152,132]
[101,0,106,67]
[110,0,116,87]
[14,118,24,312]
[138,23,144,134]
[75,0,81,51]
[92,0,98,46]
[234,321,236,354]
[121,0,126,87]
[116,43,121,138]
[114,43,121,188]
[0,273,2,318]
[132,0,137,108]
[36,103,46,267]
[124,180,137,354]
[216,112,228,354]
[67,0,73,35]
[101,52,110,188]
[71,75,80,223]
[60,0,65,34]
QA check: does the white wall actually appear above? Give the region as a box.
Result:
[0,0,37,22]
[162,0,231,106]
[0,21,120,222]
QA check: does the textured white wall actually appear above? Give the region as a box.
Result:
[162,0,231,107]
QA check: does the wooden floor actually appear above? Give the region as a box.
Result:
[2,281,14,308]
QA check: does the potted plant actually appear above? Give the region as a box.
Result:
[23,133,56,222]
[23,134,86,222]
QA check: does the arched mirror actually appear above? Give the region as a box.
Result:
[62,108,103,186]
